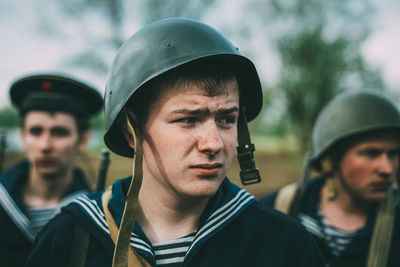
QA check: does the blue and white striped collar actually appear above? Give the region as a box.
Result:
[72,177,255,262]
[0,160,90,242]
[0,160,90,203]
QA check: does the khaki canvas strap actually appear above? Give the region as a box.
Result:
[366,189,397,267]
[102,189,150,267]
[68,221,90,267]
[104,111,149,267]
[274,183,298,214]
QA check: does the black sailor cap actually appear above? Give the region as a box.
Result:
[9,73,103,118]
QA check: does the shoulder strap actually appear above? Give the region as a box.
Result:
[69,221,90,267]
[366,189,397,267]
[0,183,35,241]
[101,189,151,267]
[102,189,120,243]
[274,182,298,214]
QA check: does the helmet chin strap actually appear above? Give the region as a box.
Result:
[237,107,261,185]
[111,114,146,267]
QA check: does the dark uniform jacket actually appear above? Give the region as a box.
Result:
[26,177,324,267]
[258,176,400,267]
[0,160,91,267]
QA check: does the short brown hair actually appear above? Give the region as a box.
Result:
[121,60,239,134]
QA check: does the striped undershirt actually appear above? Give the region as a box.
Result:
[153,232,196,266]
[318,210,357,256]
[26,205,58,236]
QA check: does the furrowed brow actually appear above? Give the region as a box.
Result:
[171,108,210,116]
[218,107,239,115]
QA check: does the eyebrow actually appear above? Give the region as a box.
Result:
[171,107,239,116]
[358,145,400,152]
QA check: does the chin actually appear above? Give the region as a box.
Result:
[183,182,222,199]
[365,192,389,203]
[39,170,61,180]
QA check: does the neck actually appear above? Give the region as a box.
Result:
[24,166,73,208]
[136,179,209,244]
[319,177,369,232]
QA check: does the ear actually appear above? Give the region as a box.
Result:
[123,128,135,150]
[123,109,137,150]
[78,131,90,154]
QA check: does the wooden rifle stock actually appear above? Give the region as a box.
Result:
[95,149,110,192]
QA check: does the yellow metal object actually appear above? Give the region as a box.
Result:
[321,159,338,201]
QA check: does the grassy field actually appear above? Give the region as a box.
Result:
[3,151,304,199]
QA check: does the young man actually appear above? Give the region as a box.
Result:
[0,74,103,266]
[259,91,400,266]
[26,18,323,267]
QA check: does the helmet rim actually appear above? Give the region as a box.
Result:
[103,18,263,157]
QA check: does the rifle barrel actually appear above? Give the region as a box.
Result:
[95,149,110,192]
[0,131,7,174]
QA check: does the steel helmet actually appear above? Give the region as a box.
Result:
[310,90,400,165]
[104,18,263,157]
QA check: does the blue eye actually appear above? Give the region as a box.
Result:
[179,117,197,124]
[175,117,200,128]
[217,116,236,129]
[221,117,235,124]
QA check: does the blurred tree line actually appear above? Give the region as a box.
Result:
[247,0,384,153]
[0,0,385,155]
[0,107,19,129]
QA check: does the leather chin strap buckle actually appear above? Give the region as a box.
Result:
[237,143,260,185]
[236,107,261,185]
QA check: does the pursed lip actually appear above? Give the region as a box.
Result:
[190,163,223,176]
[370,181,392,191]
[192,163,223,168]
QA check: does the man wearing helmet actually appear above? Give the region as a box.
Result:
[0,74,103,266]
[26,19,323,267]
[259,91,400,266]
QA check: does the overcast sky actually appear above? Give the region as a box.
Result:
[0,0,399,108]
[362,0,400,92]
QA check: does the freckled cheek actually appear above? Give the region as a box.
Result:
[221,132,237,155]
[225,139,236,152]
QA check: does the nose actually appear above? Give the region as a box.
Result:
[197,122,224,156]
[377,153,396,179]
[38,133,53,153]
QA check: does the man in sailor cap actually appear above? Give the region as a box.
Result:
[0,73,102,266]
